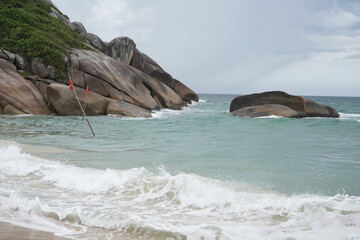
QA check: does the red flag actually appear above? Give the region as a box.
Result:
[85,86,89,94]
[68,78,74,90]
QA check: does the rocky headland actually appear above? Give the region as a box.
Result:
[0,0,198,117]
[230,91,339,118]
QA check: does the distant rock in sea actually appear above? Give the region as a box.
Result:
[0,0,198,117]
[230,91,339,118]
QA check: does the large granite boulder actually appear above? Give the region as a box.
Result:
[304,99,340,117]
[130,49,199,102]
[84,33,108,53]
[230,91,339,118]
[69,49,160,110]
[0,69,52,115]
[47,83,153,117]
[72,22,87,35]
[126,65,186,110]
[15,54,26,70]
[106,100,152,118]
[108,37,136,65]
[31,58,48,78]
[1,50,16,63]
[47,83,108,116]
[0,58,17,72]
[130,50,175,89]
[173,79,199,103]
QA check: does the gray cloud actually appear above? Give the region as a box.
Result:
[52,0,360,96]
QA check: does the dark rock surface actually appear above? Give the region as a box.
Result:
[304,99,340,117]
[232,104,306,118]
[230,91,339,118]
[230,91,306,113]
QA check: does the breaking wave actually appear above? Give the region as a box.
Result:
[0,142,360,240]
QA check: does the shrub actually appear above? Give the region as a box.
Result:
[0,0,88,78]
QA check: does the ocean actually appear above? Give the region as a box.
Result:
[0,94,359,240]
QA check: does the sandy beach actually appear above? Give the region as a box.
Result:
[0,221,70,240]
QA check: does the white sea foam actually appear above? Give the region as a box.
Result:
[151,99,208,119]
[339,112,360,122]
[1,142,360,240]
[256,115,284,119]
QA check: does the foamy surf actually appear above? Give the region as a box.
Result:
[339,112,360,122]
[151,99,209,119]
[0,142,360,240]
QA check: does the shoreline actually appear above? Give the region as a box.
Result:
[0,221,70,240]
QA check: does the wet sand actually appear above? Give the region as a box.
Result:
[0,221,70,240]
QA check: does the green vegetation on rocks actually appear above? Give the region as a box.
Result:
[0,0,88,78]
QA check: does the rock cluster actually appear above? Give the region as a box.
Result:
[0,1,198,117]
[230,91,339,118]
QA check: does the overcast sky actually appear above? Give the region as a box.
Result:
[52,0,360,96]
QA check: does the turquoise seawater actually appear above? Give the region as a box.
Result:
[0,94,359,239]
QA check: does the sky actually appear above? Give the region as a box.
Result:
[52,0,360,96]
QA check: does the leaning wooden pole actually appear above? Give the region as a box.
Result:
[68,72,96,137]
[82,90,88,121]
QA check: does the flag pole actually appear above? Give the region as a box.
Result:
[68,72,95,137]
[82,89,88,121]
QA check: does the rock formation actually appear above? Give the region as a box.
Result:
[0,1,198,117]
[0,68,52,115]
[230,91,339,118]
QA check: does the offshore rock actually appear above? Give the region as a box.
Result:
[0,69,52,115]
[230,91,339,118]
[108,37,136,65]
[304,99,340,117]
[232,104,306,118]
